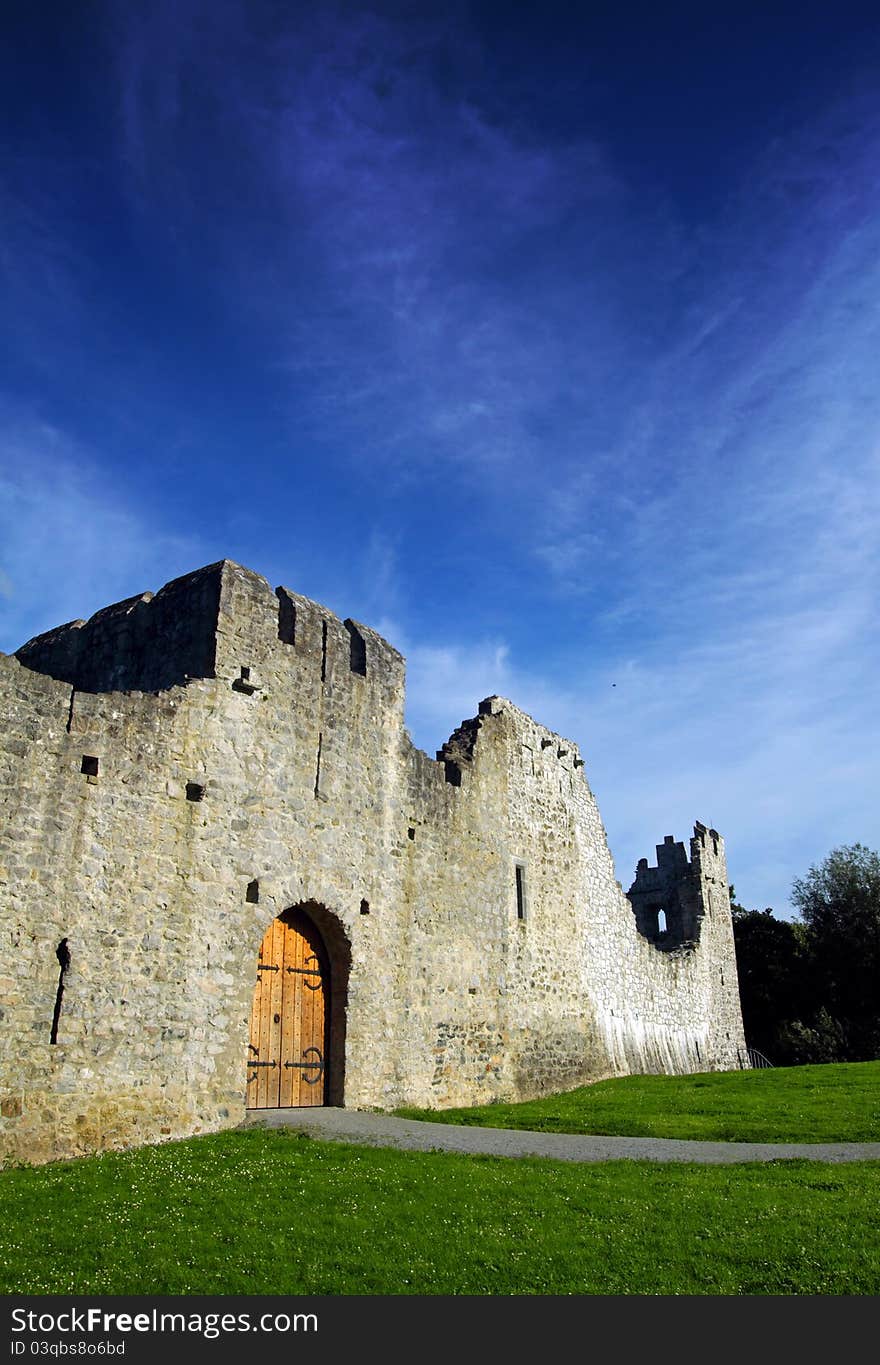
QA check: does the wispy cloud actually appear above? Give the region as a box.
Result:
[530,87,880,603]
[0,162,99,388]
[0,410,205,649]
[109,2,650,483]
[398,571,879,918]
[2,2,877,925]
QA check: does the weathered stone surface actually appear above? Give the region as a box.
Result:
[0,560,747,1165]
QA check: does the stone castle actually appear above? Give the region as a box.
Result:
[0,560,747,1165]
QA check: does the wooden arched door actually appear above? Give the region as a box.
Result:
[246,911,328,1108]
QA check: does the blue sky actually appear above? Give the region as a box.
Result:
[2,1,879,918]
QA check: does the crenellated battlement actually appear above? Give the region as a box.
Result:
[15,560,227,692]
[690,820,725,871]
[432,694,586,791]
[627,823,726,950]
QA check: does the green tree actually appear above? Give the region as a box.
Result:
[791,843,880,1060]
[774,1008,847,1066]
[730,900,809,1063]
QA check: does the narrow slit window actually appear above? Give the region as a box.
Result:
[515,863,526,920]
[50,939,70,1044]
[321,621,328,682]
[246,879,260,904]
[314,732,323,798]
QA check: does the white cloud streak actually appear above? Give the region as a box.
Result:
[3,2,877,927]
[0,412,205,650]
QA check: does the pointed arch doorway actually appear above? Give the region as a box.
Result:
[246,909,329,1108]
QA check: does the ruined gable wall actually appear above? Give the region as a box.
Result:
[367,694,746,1112]
[411,699,747,1097]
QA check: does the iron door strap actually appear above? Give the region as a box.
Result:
[283,1046,324,1083]
[285,955,323,990]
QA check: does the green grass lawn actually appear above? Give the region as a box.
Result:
[1,1127,879,1295]
[3,1063,879,1296]
[394,1061,880,1142]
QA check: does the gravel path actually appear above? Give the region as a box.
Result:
[243,1107,880,1164]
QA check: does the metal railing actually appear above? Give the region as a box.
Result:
[747,1047,774,1068]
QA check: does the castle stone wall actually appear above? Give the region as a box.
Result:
[0,560,747,1165]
